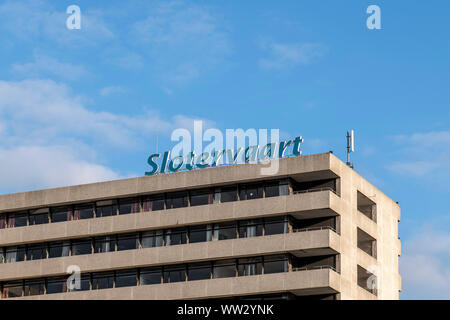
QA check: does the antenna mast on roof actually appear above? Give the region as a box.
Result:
[346,130,354,169]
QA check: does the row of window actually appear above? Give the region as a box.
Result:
[0,180,290,230]
[0,216,291,264]
[1,254,293,298]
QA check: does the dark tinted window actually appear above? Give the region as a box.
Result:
[264,217,288,236]
[238,257,262,276]
[240,184,263,200]
[163,266,186,283]
[213,260,236,279]
[190,190,212,207]
[263,255,288,274]
[166,192,188,209]
[220,186,238,203]
[74,205,94,220]
[119,198,140,215]
[29,213,48,225]
[265,183,280,198]
[115,271,137,288]
[141,231,163,248]
[48,242,70,258]
[140,268,162,285]
[142,196,165,211]
[117,234,138,251]
[189,226,211,243]
[46,277,67,294]
[3,282,23,298]
[51,207,72,223]
[5,246,26,263]
[69,276,90,292]
[11,212,28,227]
[96,205,117,217]
[26,244,47,260]
[238,220,263,238]
[214,222,237,240]
[188,263,211,281]
[165,228,187,246]
[24,280,45,296]
[94,236,116,253]
[92,273,114,290]
[71,239,92,255]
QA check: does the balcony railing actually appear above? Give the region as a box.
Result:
[293,187,337,195]
[292,265,338,273]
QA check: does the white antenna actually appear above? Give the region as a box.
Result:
[346,130,354,168]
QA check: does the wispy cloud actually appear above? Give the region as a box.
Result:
[132,1,232,87]
[99,86,127,97]
[387,131,450,177]
[0,0,114,46]
[259,41,326,70]
[0,79,214,192]
[12,53,89,81]
[400,227,450,299]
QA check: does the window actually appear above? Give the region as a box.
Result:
[190,189,213,207]
[5,246,26,263]
[265,182,280,198]
[238,220,263,238]
[189,225,212,243]
[140,268,162,285]
[263,255,288,274]
[71,239,92,256]
[10,212,28,228]
[2,281,23,298]
[188,263,211,281]
[49,242,70,258]
[29,210,49,225]
[142,196,165,212]
[69,275,90,292]
[46,277,67,294]
[24,279,45,296]
[166,192,188,209]
[220,186,238,203]
[0,214,6,229]
[240,184,263,200]
[115,270,137,288]
[264,217,288,236]
[26,244,47,260]
[213,260,236,279]
[73,204,94,220]
[357,191,377,222]
[165,228,187,246]
[96,203,117,217]
[94,236,116,253]
[141,231,163,248]
[238,257,262,276]
[357,265,377,295]
[163,266,186,283]
[117,234,138,251]
[213,222,237,241]
[51,207,72,223]
[92,273,114,290]
[357,228,377,258]
[119,198,140,215]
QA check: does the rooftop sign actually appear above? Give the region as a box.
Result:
[145,136,303,176]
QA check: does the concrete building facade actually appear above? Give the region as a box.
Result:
[0,153,401,300]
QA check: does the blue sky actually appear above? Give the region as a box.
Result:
[0,0,449,299]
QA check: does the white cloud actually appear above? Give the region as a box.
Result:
[387,131,450,177]
[132,1,231,87]
[12,54,89,81]
[400,228,450,299]
[99,86,127,97]
[0,79,215,192]
[0,0,114,46]
[259,41,326,70]
[0,146,120,193]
